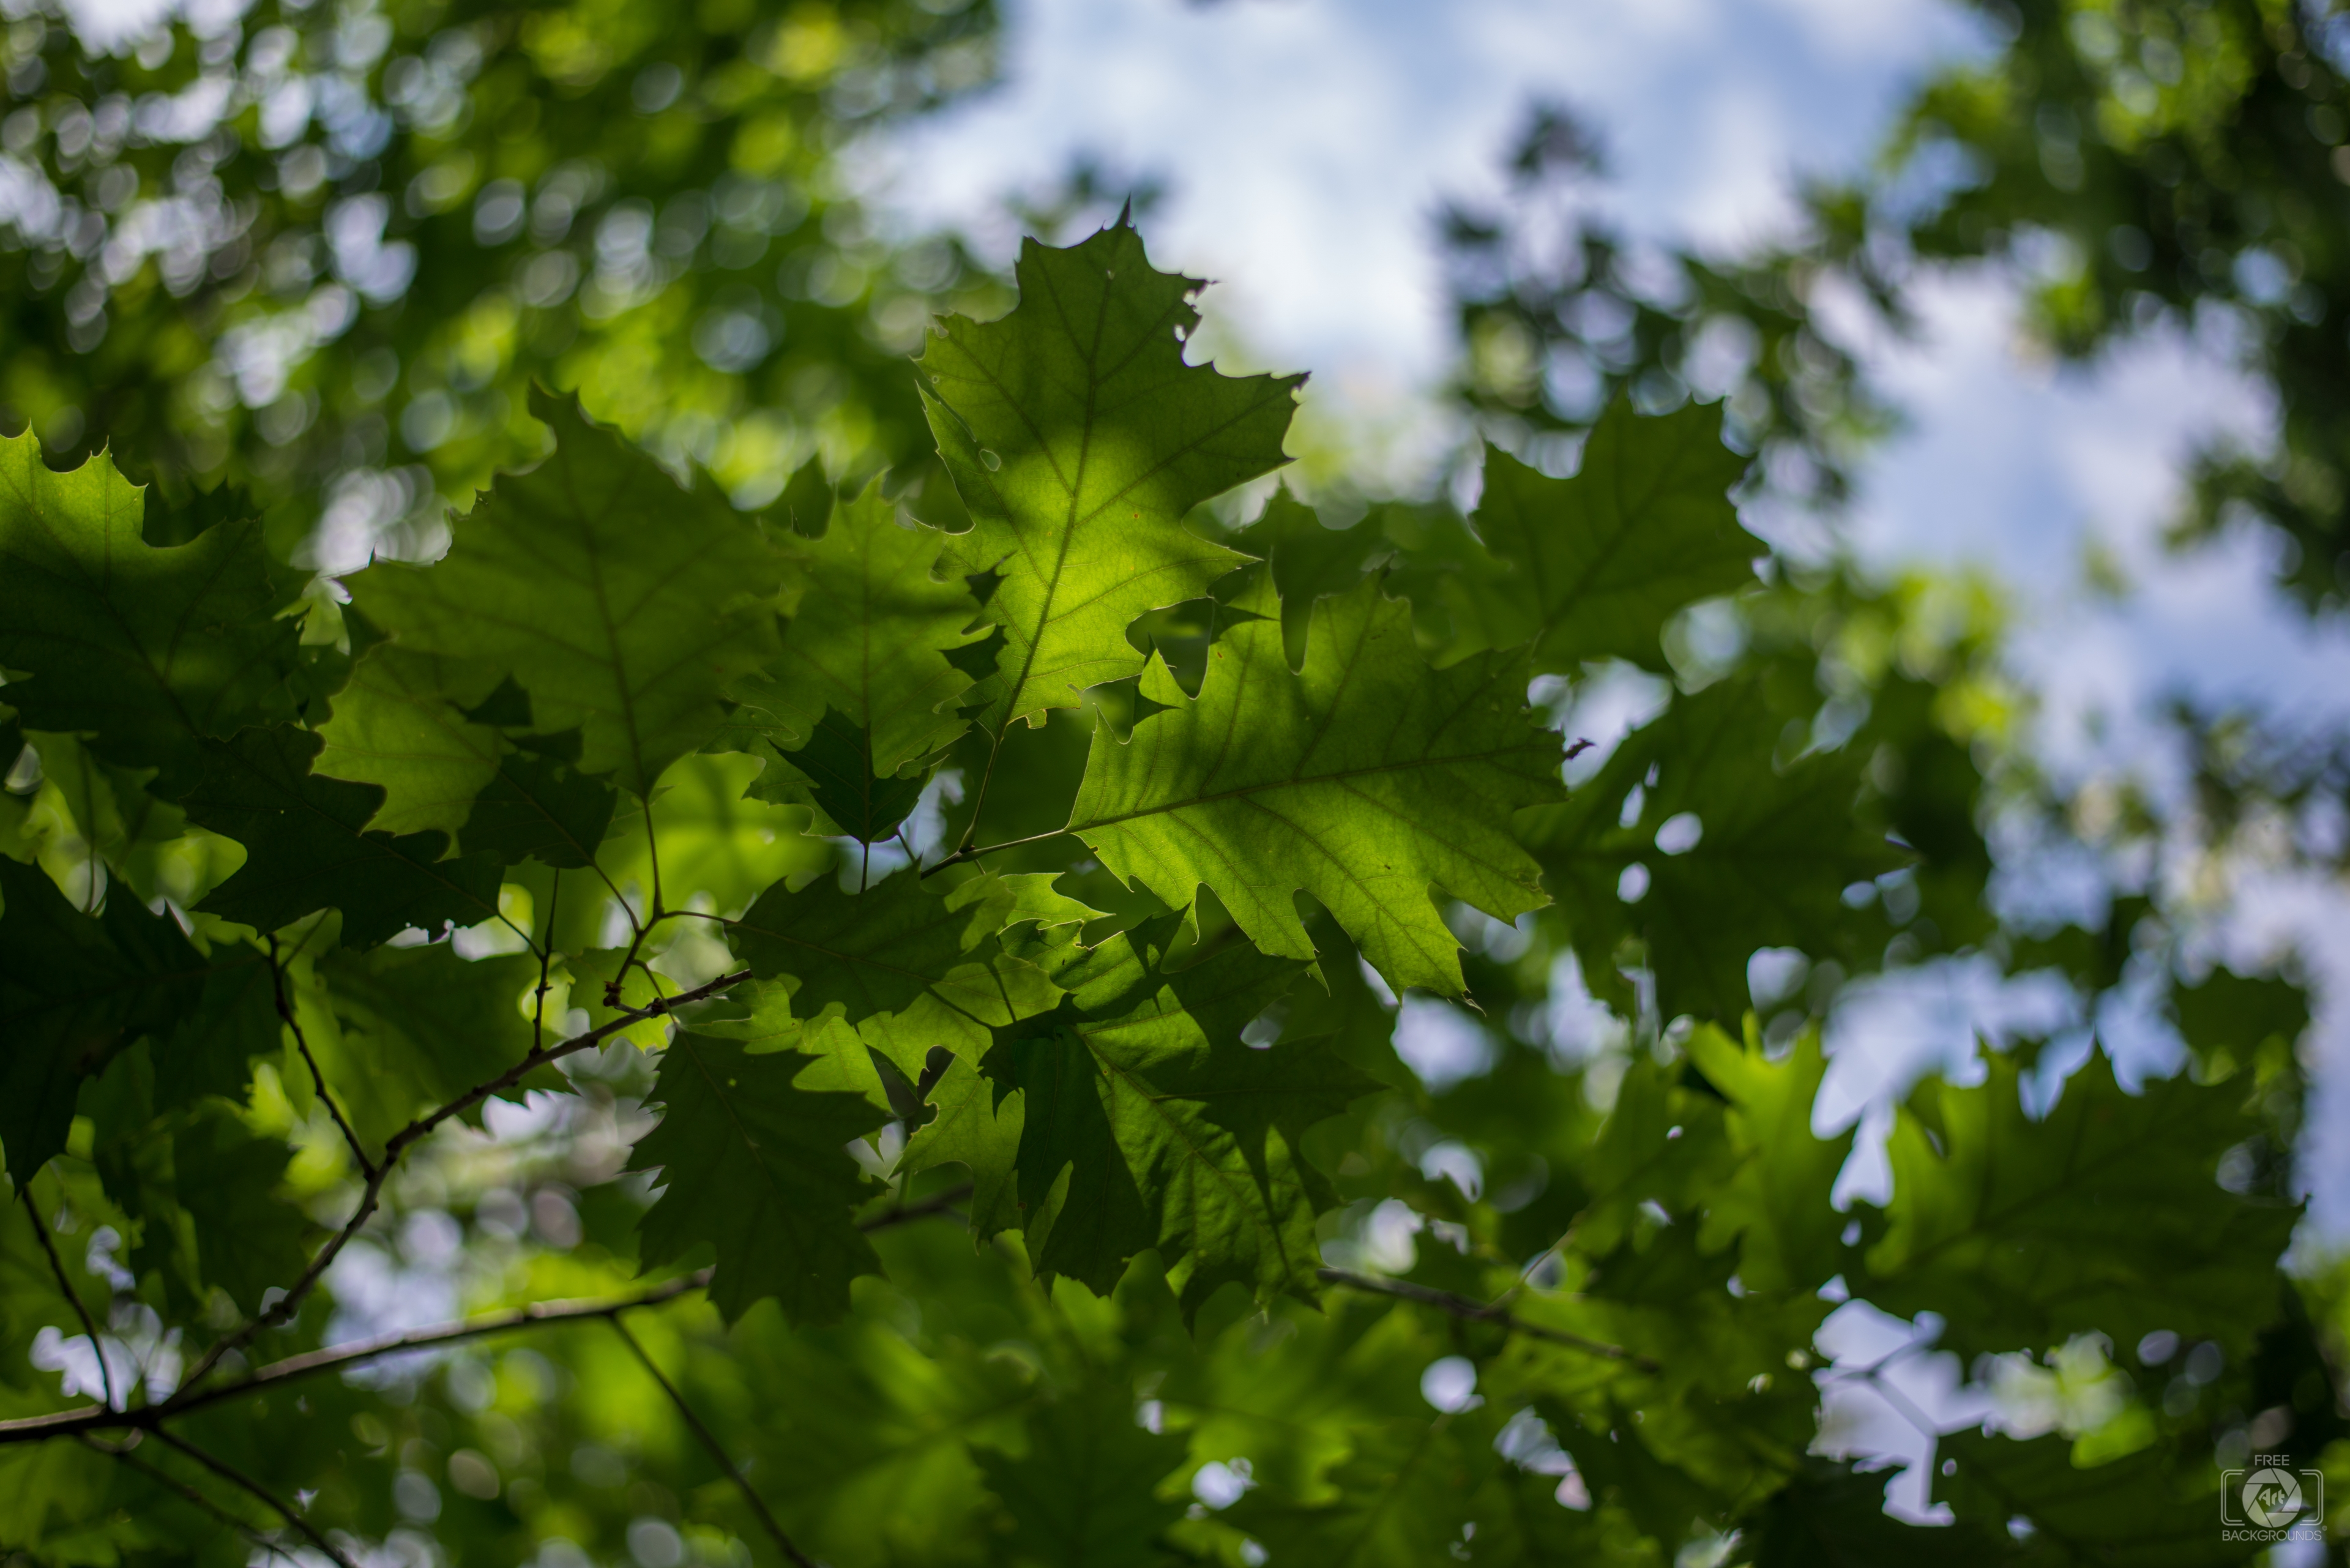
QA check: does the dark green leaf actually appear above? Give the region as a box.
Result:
[1523,674,1904,1019]
[1862,1051,2300,1360]
[168,726,504,947]
[974,1386,1187,1567]
[632,1032,889,1324]
[1457,400,1760,673]
[0,857,214,1178]
[0,434,298,771]
[348,392,788,797]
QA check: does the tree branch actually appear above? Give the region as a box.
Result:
[147,1427,360,1568]
[174,966,755,1395]
[21,1188,115,1412]
[610,1315,818,1568]
[918,826,1072,879]
[85,1435,292,1560]
[269,934,376,1180]
[1315,1267,1659,1372]
[0,1179,975,1446]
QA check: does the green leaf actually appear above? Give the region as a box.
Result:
[1242,485,1395,669]
[974,1386,1188,1567]
[750,477,985,778]
[1930,1429,2231,1567]
[167,726,504,947]
[1455,400,1760,673]
[1068,573,1565,996]
[1001,921,1381,1316]
[1521,674,1904,1020]
[1861,1050,2300,1360]
[731,870,1053,1036]
[157,1104,308,1313]
[0,435,298,772]
[152,949,283,1112]
[1748,1459,2005,1566]
[348,392,787,797]
[778,453,835,536]
[632,1032,889,1324]
[1685,1022,1854,1293]
[898,1052,1026,1239]
[0,857,214,1178]
[2172,966,2308,1061]
[777,707,932,843]
[460,750,618,870]
[313,644,506,838]
[1225,1414,1501,1568]
[919,220,1299,730]
[313,943,551,1148]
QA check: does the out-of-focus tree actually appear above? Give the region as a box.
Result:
[0,0,1001,565]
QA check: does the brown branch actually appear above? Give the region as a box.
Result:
[1315,1267,1658,1372]
[0,1177,977,1446]
[268,934,376,1181]
[21,1189,115,1412]
[610,1315,817,1568]
[174,966,755,1396]
[147,1427,359,1568]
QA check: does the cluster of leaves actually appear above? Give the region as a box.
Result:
[0,213,2321,1567]
[0,0,1000,525]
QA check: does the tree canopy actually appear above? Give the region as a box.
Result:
[0,2,2338,1566]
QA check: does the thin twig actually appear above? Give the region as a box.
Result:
[609,1315,818,1568]
[85,1435,291,1560]
[268,935,376,1180]
[174,966,754,1396]
[147,1427,360,1568]
[919,826,1070,879]
[0,1178,977,1446]
[533,868,562,1052]
[21,1189,114,1412]
[1315,1267,1658,1372]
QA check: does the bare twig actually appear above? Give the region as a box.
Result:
[21,1189,114,1412]
[610,1315,818,1568]
[919,826,1070,879]
[268,935,376,1180]
[147,1427,360,1568]
[1315,1267,1658,1372]
[84,1435,291,1560]
[0,1178,975,1446]
[174,966,754,1396]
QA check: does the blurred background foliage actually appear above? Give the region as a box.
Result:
[0,0,1001,567]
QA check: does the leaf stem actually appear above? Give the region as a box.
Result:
[918,825,1073,879]
[267,934,376,1181]
[1313,1267,1657,1371]
[608,1315,818,1568]
[20,1189,115,1412]
[533,868,561,1053]
[147,1427,360,1568]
